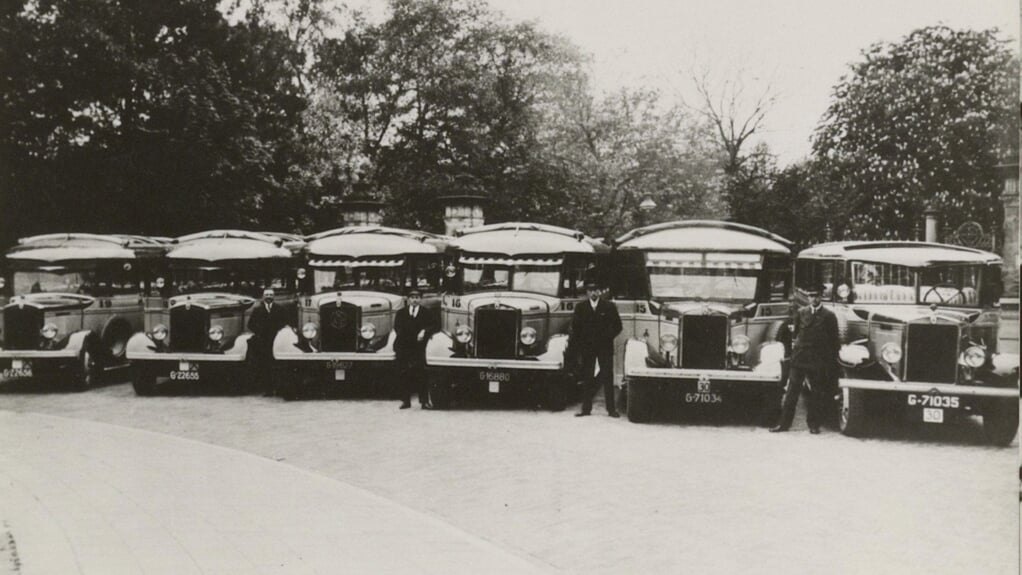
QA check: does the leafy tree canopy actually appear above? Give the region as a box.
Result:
[812,25,1019,242]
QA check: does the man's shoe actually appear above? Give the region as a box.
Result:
[399,402,411,410]
[608,411,620,418]
[575,411,591,417]
[421,404,433,410]
[809,427,820,434]
[769,425,789,432]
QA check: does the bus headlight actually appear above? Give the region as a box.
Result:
[301,322,318,340]
[962,346,986,368]
[660,334,678,353]
[359,323,376,340]
[154,277,165,289]
[455,325,473,344]
[40,323,58,340]
[152,324,169,342]
[208,326,224,342]
[520,327,537,346]
[836,284,851,301]
[730,334,750,355]
[296,267,307,279]
[880,342,902,364]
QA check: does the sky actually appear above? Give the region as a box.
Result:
[349,0,1019,166]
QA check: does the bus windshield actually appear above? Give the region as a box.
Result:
[919,264,981,307]
[172,266,288,298]
[462,264,561,297]
[15,269,90,295]
[648,266,759,301]
[313,266,404,294]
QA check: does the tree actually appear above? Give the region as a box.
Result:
[309,0,586,232]
[0,0,311,246]
[812,25,1019,241]
[538,82,725,239]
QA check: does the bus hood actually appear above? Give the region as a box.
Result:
[5,293,95,312]
[461,291,560,314]
[310,290,404,312]
[168,292,256,311]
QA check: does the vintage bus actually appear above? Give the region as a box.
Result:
[796,241,1018,444]
[0,233,170,390]
[425,222,609,410]
[125,230,303,395]
[614,221,794,424]
[272,226,447,399]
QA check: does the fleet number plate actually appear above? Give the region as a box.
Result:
[335,369,346,381]
[3,359,32,379]
[922,408,944,423]
[488,380,500,393]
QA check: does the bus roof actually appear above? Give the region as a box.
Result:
[615,220,792,254]
[306,226,446,259]
[6,233,173,262]
[169,230,295,261]
[797,241,1002,267]
[451,222,608,255]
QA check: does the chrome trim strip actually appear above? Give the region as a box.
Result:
[624,367,781,383]
[0,349,78,359]
[427,357,561,370]
[840,378,1019,398]
[275,351,396,362]
[126,352,246,362]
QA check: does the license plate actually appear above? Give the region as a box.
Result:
[3,359,32,379]
[329,360,352,369]
[335,369,346,381]
[922,408,944,423]
[685,392,723,404]
[170,362,199,381]
[488,380,500,393]
[479,370,511,383]
[906,394,959,409]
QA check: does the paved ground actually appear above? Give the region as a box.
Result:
[0,410,550,575]
[0,378,1018,574]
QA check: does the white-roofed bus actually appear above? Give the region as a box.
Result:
[125,230,303,395]
[425,222,610,410]
[613,221,794,424]
[271,226,447,399]
[0,233,171,390]
[796,241,1018,445]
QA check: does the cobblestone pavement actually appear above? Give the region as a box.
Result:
[1,377,1018,575]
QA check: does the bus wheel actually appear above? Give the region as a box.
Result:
[544,377,568,412]
[74,348,98,391]
[627,379,654,423]
[983,401,1019,447]
[428,374,452,410]
[133,365,158,396]
[839,387,868,437]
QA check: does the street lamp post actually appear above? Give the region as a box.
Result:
[638,196,657,228]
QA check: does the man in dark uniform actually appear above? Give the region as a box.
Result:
[248,288,292,394]
[771,284,840,433]
[395,289,437,409]
[571,280,623,418]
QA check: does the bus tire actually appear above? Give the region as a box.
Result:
[983,401,1019,447]
[428,374,452,410]
[627,379,654,423]
[839,387,868,437]
[132,365,157,396]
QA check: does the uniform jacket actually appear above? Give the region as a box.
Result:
[394,305,437,364]
[248,302,292,353]
[569,297,623,355]
[790,304,840,371]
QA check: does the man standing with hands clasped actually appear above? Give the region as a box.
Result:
[249,288,291,395]
[771,284,840,434]
[395,289,436,409]
[571,279,622,418]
